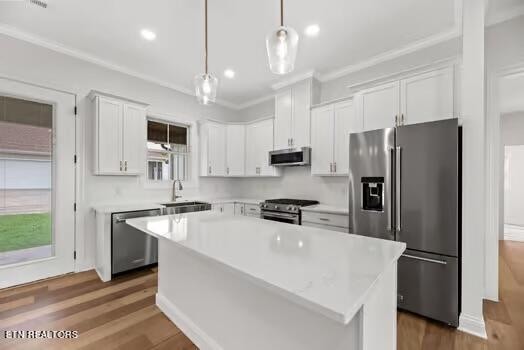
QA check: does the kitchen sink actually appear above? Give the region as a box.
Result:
[161,201,212,215]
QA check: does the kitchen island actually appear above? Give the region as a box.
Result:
[126,211,405,350]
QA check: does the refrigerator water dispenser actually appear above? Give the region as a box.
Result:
[361,177,384,211]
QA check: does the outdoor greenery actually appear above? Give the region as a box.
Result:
[0,213,52,252]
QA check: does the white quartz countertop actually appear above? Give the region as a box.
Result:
[92,198,263,214]
[126,211,405,324]
[301,204,349,215]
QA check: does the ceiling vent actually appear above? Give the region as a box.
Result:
[28,0,47,9]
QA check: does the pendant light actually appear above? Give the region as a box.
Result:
[266,0,299,75]
[194,0,218,105]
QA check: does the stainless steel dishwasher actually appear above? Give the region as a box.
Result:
[111,209,161,275]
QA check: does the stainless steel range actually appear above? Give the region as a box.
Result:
[260,199,319,225]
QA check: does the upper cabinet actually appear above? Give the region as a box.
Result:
[225,124,245,176]
[91,92,147,176]
[311,100,360,176]
[245,118,278,176]
[358,81,400,131]
[200,121,226,176]
[274,79,319,149]
[400,67,454,125]
[356,66,456,131]
[200,118,280,178]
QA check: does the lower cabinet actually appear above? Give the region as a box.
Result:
[214,202,261,218]
[301,211,349,233]
[212,203,235,215]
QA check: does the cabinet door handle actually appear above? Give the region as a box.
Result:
[120,161,123,171]
[333,162,336,173]
[401,114,405,125]
[395,115,398,126]
[290,138,293,146]
[208,166,212,174]
[124,160,128,171]
[319,217,330,222]
[227,167,230,175]
[329,163,333,173]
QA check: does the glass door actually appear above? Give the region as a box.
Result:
[0,78,75,288]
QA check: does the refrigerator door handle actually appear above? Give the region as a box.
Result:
[388,147,395,232]
[402,253,448,265]
[396,146,401,232]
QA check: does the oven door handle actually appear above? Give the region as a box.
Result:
[261,211,298,220]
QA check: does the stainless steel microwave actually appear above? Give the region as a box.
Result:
[269,147,311,166]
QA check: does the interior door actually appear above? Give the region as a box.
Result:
[226,124,245,176]
[400,67,454,125]
[311,105,334,175]
[122,103,145,174]
[291,81,311,147]
[333,100,358,175]
[359,81,400,131]
[274,90,292,149]
[97,97,122,174]
[0,78,75,288]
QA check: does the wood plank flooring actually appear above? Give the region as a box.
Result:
[0,241,523,349]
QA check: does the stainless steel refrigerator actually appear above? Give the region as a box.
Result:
[348,118,460,327]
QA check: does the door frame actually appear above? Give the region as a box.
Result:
[0,76,78,287]
[485,62,524,302]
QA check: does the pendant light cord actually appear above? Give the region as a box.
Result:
[205,0,208,74]
[280,0,284,26]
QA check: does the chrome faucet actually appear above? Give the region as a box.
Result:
[172,179,183,202]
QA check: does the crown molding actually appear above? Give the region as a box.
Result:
[485,3,524,27]
[0,23,238,109]
[235,93,275,110]
[317,27,461,83]
[270,70,318,90]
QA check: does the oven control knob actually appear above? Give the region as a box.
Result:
[287,206,292,210]
[263,204,267,208]
[275,205,279,210]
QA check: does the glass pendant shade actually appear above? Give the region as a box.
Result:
[194,73,218,105]
[266,25,299,75]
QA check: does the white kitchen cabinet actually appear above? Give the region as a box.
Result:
[400,67,454,125]
[274,79,318,149]
[122,104,146,174]
[226,124,245,176]
[311,100,358,176]
[302,211,349,233]
[311,104,334,176]
[274,90,293,149]
[358,81,400,132]
[200,122,226,176]
[234,203,245,215]
[291,81,312,148]
[213,202,235,215]
[245,118,279,176]
[91,92,147,175]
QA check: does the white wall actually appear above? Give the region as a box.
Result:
[0,33,244,270]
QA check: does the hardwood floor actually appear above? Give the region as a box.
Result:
[0,241,523,349]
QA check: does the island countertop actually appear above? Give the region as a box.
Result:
[126,211,405,325]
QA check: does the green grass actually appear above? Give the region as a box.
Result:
[0,213,51,253]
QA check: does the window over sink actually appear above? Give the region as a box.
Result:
[146,119,190,182]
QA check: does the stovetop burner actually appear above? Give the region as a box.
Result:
[264,198,319,207]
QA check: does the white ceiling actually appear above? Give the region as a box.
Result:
[0,0,520,108]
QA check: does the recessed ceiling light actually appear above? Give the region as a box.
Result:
[224,69,236,79]
[304,24,320,37]
[140,29,156,41]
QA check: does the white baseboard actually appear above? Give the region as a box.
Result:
[504,224,524,242]
[156,293,223,350]
[458,313,487,339]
